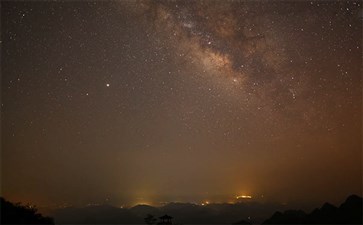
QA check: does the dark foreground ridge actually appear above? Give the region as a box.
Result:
[0,197,54,224]
[262,194,362,224]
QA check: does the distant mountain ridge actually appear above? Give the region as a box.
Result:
[53,201,285,224]
[263,194,362,224]
[50,195,362,224]
[54,204,142,224]
[129,204,161,217]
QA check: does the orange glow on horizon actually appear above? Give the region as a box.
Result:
[236,195,252,199]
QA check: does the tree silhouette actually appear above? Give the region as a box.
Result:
[263,195,362,224]
[144,214,157,225]
[0,197,54,224]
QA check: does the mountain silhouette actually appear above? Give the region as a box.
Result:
[130,204,161,217]
[54,204,142,224]
[6,194,359,224]
[338,194,363,223]
[52,201,285,224]
[263,194,362,224]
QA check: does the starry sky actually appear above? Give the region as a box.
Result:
[1,0,362,208]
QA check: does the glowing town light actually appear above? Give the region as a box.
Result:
[236,195,252,199]
[201,200,210,206]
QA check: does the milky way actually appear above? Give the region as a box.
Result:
[2,0,362,208]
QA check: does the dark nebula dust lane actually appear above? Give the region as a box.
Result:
[1,0,362,207]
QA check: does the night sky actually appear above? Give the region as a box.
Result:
[1,0,362,208]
